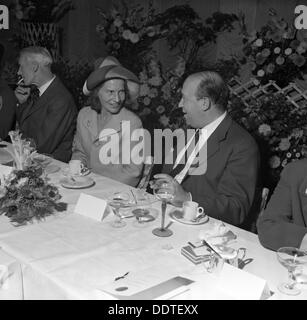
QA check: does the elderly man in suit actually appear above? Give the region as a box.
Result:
[15,46,77,162]
[258,159,307,251]
[152,71,260,227]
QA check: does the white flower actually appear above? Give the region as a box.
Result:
[257,69,265,77]
[17,177,28,187]
[278,138,291,151]
[148,76,162,87]
[284,48,292,55]
[274,47,281,54]
[255,39,263,47]
[281,159,288,167]
[269,156,281,168]
[258,124,271,136]
[130,33,140,43]
[253,78,260,85]
[159,115,170,127]
[143,97,151,106]
[157,105,165,114]
[122,29,132,40]
[139,84,150,97]
[114,18,123,27]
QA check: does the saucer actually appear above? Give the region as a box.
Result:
[169,209,209,225]
[60,176,95,189]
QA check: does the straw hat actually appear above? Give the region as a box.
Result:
[83,56,140,101]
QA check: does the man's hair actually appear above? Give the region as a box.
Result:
[194,71,229,111]
[20,46,53,67]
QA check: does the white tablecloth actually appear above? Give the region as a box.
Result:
[0,159,306,300]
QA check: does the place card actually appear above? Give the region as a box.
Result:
[74,193,108,222]
[217,263,271,300]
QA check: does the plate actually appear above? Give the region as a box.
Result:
[169,209,209,225]
[60,176,95,189]
[107,190,157,208]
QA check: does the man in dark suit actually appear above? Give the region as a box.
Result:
[15,46,77,162]
[152,71,260,227]
[0,44,16,141]
[258,159,307,251]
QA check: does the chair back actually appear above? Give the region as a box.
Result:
[250,187,269,233]
[137,156,154,190]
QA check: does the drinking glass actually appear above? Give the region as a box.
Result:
[276,247,307,295]
[152,179,175,237]
[108,192,131,228]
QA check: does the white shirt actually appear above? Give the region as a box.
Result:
[174,112,227,184]
[38,75,56,96]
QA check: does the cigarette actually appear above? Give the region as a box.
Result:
[17,78,24,85]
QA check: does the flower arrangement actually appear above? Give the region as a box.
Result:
[229,92,307,188]
[0,166,67,226]
[96,1,238,129]
[241,9,307,87]
[0,131,67,225]
[11,0,74,23]
[5,130,38,170]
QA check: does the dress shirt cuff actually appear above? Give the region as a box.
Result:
[299,233,307,251]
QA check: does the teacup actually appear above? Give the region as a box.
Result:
[69,160,85,176]
[182,201,204,221]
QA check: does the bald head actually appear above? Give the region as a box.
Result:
[190,71,229,112]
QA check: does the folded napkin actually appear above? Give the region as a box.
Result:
[198,222,237,258]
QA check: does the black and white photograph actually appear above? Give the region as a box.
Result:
[0,0,307,304]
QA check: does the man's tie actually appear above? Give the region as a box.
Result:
[169,129,200,179]
[27,86,40,105]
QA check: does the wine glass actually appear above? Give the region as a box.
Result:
[108,192,131,228]
[276,247,307,295]
[152,178,175,237]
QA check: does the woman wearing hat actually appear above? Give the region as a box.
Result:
[71,56,144,186]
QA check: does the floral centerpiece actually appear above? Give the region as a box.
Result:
[96,1,238,129]
[11,0,74,23]
[0,131,67,226]
[241,9,307,87]
[229,92,307,189]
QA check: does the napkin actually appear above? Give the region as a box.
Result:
[198,221,237,256]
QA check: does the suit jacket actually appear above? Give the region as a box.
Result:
[72,106,144,187]
[163,114,260,227]
[0,78,16,140]
[16,77,77,162]
[257,159,307,251]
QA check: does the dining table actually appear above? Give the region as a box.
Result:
[0,154,306,300]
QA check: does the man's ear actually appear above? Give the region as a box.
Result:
[32,61,39,73]
[200,97,210,112]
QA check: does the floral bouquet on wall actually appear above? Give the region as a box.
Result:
[229,92,307,188]
[241,9,307,87]
[0,131,67,226]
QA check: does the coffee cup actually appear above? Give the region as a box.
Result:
[69,160,85,176]
[182,201,204,221]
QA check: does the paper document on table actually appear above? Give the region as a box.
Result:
[74,193,107,221]
[98,268,194,300]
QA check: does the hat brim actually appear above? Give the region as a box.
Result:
[85,65,140,100]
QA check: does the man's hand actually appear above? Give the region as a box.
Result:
[150,173,190,207]
[15,85,30,104]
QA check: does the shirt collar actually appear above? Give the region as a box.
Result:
[38,75,56,96]
[200,111,227,136]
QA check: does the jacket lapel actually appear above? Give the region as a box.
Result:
[21,77,59,124]
[206,114,232,160]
